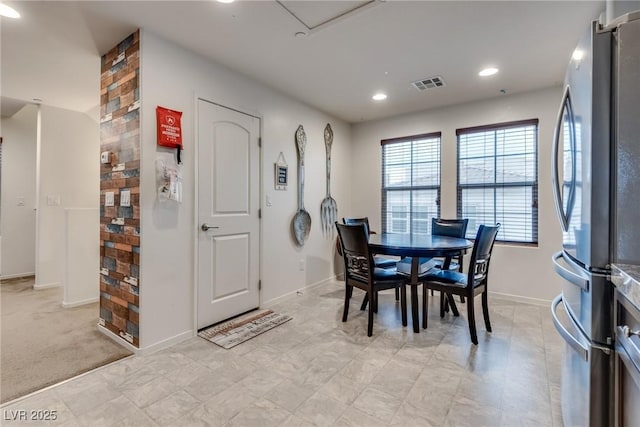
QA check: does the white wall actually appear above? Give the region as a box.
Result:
[1,104,37,278]
[139,31,352,349]
[351,87,564,303]
[36,105,99,288]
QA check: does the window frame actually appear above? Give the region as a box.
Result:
[381,131,442,235]
[456,119,539,245]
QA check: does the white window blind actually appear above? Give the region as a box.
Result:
[457,119,538,244]
[381,132,441,235]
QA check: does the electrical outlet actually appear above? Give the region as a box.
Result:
[105,192,115,207]
[120,189,131,207]
[298,259,305,271]
[98,318,105,327]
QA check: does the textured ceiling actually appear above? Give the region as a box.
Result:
[1,1,604,123]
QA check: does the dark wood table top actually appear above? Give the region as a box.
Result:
[368,233,472,257]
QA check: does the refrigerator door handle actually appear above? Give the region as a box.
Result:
[552,294,589,361]
[552,85,575,232]
[552,251,589,291]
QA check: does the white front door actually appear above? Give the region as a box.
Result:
[197,99,260,329]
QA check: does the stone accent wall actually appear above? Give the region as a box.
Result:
[99,31,140,347]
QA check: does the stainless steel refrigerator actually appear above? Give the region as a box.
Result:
[551,12,640,427]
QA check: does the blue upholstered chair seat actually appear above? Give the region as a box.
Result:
[422,269,487,288]
[431,258,460,272]
[351,266,401,283]
[373,266,401,279]
[422,269,466,284]
[373,256,397,268]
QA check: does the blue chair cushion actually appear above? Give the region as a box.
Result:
[421,269,467,286]
[432,258,460,271]
[374,256,397,268]
[373,266,401,280]
[396,257,439,275]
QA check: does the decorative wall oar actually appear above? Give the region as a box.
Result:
[320,123,337,237]
[292,125,311,246]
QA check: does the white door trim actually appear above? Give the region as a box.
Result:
[192,96,263,332]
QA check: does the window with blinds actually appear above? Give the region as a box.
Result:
[456,119,538,244]
[381,132,441,235]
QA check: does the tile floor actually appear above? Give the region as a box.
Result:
[0,280,564,426]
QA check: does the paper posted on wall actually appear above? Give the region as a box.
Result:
[156,158,182,203]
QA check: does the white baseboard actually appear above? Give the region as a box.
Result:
[34,281,61,290]
[62,297,99,308]
[97,325,194,356]
[138,330,194,355]
[98,325,140,353]
[0,272,35,280]
[488,291,552,307]
[263,274,341,307]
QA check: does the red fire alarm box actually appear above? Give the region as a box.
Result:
[156,106,183,163]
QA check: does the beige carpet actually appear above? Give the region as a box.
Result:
[0,277,132,403]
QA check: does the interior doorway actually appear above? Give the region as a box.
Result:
[196,100,262,329]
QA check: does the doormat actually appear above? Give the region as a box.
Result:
[198,309,292,349]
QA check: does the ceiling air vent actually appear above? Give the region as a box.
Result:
[411,76,446,91]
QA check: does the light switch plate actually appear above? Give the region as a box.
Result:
[120,189,131,207]
[105,191,115,207]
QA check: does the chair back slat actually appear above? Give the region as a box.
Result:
[473,258,489,282]
[466,224,500,287]
[431,218,469,238]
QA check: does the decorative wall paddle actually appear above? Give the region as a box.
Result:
[320,123,337,237]
[292,125,311,246]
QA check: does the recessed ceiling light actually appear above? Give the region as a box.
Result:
[479,67,499,77]
[372,93,387,101]
[217,0,235,3]
[294,31,307,37]
[0,3,20,18]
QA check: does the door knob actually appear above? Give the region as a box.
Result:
[201,224,219,231]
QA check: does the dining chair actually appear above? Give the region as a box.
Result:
[431,218,469,304]
[420,224,500,344]
[431,218,469,272]
[335,222,408,337]
[342,217,400,306]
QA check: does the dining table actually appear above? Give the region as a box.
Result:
[368,233,473,333]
